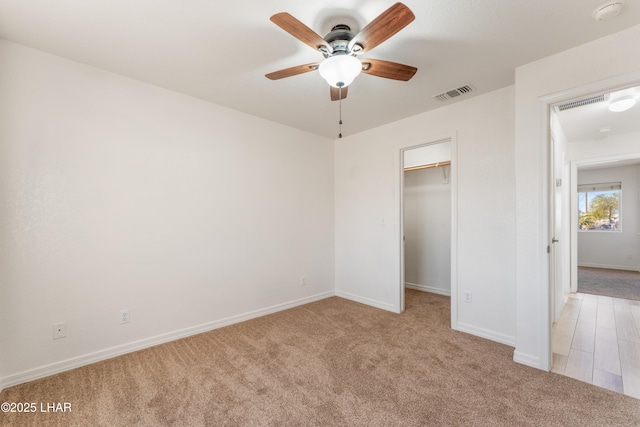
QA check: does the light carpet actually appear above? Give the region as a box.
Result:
[1,290,638,426]
[578,266,640,301]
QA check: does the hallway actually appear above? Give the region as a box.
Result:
[552,292,640,399]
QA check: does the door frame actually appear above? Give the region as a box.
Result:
[542,72,640,370]
[570,153,640,290]
[397,135,458,328]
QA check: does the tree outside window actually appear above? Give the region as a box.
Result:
[578,182,620,231]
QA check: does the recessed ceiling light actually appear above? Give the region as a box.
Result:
[599,127,612,133]
[592,1,625,21]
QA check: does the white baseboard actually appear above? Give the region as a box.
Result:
[513,350,542,370]
[404,282,451,296]
[0,291,335,392]
[455,322,516,347]
[334,290,397,313]
[578,262,640,272]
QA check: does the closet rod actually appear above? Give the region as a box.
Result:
[404,160,451,172]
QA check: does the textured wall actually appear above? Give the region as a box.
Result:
[335,86,516,344]
[0,40,335,386]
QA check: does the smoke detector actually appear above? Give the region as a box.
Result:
[592,1,625,21]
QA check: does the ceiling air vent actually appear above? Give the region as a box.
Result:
[433,84,475,102]
[556,94,608,112]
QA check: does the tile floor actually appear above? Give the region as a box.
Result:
[552,292,640,399]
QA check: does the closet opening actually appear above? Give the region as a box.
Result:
[400,138,456,324]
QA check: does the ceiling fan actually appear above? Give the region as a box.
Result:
[265,2,417,101]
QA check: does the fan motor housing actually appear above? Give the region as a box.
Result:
[323,24,355,56]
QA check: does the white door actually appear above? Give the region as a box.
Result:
[550,137,563,322]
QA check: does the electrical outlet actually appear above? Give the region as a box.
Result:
[53,322,66,339]
[464,291,472,303]
[120,309,130,324]
[626,254,632,260]
[300,275,306,286]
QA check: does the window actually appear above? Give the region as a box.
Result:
[578,182,621,231]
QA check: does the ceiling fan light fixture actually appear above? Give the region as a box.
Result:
[608,92,636,112]
[318,55,362,88]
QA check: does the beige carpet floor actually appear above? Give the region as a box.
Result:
[578,266,640,301]
[1,290,639,426]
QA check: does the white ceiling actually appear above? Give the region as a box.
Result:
[555,84,640,172]
[1,1,640,139]
[555,84,640,143]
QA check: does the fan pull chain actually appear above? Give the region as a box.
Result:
[338,86,343,139]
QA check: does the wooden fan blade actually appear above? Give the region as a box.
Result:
[330,86,348,101]
[270,12,331,52]
[348,3,415,53]
[265,63,319,80]
[361,59,417,81]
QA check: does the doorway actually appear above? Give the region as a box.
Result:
[549,84,640,399]
[399,138,456,322]
[573,159,640,293]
